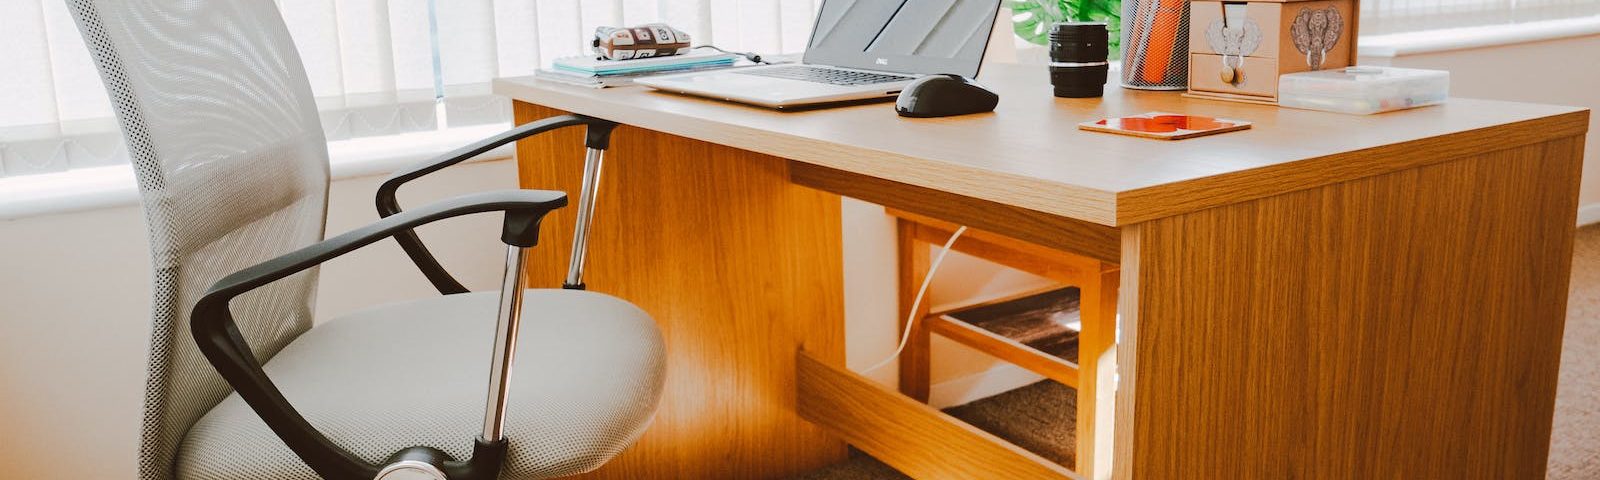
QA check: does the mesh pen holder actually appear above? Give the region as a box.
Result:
[1120,0,1190,90]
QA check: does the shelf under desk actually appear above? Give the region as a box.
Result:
[938,287,1084,378]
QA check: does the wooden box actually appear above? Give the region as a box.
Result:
[1184,0,1360,104]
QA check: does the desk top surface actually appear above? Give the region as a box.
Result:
[494,63,1587,226]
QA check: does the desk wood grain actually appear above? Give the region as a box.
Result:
[1116,134,1584,478]
[495,64,1587,226]
[514,103,849,479]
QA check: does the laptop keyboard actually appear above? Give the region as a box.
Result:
[737,65,914,86]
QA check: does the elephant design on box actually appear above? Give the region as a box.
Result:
[1290,7,1343,70]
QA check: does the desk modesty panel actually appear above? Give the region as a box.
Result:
[493,63,1587,226]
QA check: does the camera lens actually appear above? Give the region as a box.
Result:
[1049,22,1109,98]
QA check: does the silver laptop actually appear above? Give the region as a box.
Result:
[637,0,1001,109]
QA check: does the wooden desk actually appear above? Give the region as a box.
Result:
[493,63,1588,479]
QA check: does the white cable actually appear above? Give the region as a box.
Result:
[864,225,968,374]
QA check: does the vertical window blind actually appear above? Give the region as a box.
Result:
[7,0,1598,179]
[1360,0,1600,35]
[0,0,819,178]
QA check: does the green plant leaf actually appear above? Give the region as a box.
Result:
[1009,0,1068,46]
[1010,0,1122,59]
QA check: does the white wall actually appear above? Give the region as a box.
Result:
[0,205,148,480]
[842,206,1058,404]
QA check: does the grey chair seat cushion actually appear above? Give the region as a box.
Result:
[175,289,665,480]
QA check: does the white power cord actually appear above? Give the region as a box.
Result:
[864,225,968,374]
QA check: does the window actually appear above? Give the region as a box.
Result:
[1360,0,1600,35]
[12,0,1596,181]
[0,0,820,179]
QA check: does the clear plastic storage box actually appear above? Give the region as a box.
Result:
[1278,66,1450,115]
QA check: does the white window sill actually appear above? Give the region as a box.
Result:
[1359,15,1600,58]
[0,123,514,221]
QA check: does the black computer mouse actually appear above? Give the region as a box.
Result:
[895,74,999,118]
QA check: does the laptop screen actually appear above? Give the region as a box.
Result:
[802,0,1001,78]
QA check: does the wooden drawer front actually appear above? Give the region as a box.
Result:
[1189,53,1277,98]
[1189,1,1283,59]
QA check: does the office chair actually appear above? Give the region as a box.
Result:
[66,1,665,479]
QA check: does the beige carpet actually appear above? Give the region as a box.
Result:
[1548,225,1600,479]
[800,225,1600,479]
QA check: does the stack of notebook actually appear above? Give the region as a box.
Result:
[536,51,739,88]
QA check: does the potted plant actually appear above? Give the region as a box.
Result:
[1010,0,1122,59]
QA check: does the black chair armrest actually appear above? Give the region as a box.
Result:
[191,189,567,480]
[376,114,617,295]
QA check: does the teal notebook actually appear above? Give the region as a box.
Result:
[553,51,737,76]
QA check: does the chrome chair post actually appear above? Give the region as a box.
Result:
[481,244,529,441]
[564,147,606,289]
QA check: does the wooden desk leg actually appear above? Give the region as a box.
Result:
[897,218,933,403]
[1114,136,1584,479]
[512,102,849,479]
[1076,268,1118,480]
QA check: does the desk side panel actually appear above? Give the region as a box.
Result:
[514,102,849,479]
[1117,135,1584,478]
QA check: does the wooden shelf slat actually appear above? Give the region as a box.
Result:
[930,287,1085,387]
[796,352,1080,480]
[931,316,1081,387]
[927,283,1069,319]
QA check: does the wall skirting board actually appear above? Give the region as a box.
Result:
[1580,203,1600,227]
[928,363,1047,410]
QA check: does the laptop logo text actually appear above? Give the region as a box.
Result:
[876,58,889,65]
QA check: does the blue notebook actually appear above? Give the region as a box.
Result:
[552,51,737,76]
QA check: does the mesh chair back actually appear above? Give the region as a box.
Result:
[65,1,330,478]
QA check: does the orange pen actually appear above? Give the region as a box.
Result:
[1140,0,1184,84]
